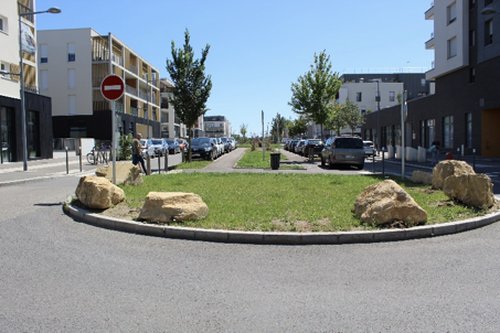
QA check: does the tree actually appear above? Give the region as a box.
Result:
[270,113,287,143]
[341,99,365,134]
[166,29,212,162]
[326,103,345,135]
[240,123,248,141]
[288,117,308,138]
[289,51,341,139]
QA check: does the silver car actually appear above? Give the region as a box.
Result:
[320,136,365,169]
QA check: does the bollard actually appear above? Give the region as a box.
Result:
[157,152,161,174]
[164,149,169,172]
[79,147,82,172]
[65,146,69,174]
[472,148,476,171]
[372,153,375,173]
[146,153,151,175]
[382,148,385,178]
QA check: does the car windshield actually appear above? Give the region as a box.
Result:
[166,140,175,144]
[363,141,374,147]
[192,138,211,145]
[335,138,363,149]
[151,139,163,145]
[308,140,322,145]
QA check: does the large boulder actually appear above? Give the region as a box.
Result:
[411,170,433,185]
[443,174,496,209]
[138,192,209,224]
[353,180,427,228]
[75,175,125,210]
[432,160,475,189]
[95,161,143,185]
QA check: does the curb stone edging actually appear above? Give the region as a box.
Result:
[62,200,500,245]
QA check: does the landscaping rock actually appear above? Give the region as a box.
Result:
[75,175,125,210]
[353,179,427,228]
[432,160,475,189]
[411,170,433,185]
[95,161,143,185]
[138,192,209,223]
[443,173,496,209]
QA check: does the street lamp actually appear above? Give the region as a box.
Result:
[18,7,61,171]
[369,79,381,150]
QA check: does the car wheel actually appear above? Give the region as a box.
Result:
[358,162,364,170]
[328,156,335,169]
[320,156,325,167]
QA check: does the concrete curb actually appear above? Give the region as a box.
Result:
[63,202,500,245]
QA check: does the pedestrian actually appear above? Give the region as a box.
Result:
[132,133,147,174]
[429,140,440,165]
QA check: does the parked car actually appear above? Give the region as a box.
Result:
[287,139,299,152]
[190,137,218,160]
[176,138,188,152]
[303,139,324,157]
[228,138,237,150]
[165,139,181,154]
[214,138,224,157]
[140,138,154,158]
[220,137,232,153]
[363,140,376,157]
[295,140,306,155]
[148,138,168,157]
[320,136,365,169]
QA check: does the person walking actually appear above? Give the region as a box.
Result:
[429,140,440,166]
[132,133,147,174]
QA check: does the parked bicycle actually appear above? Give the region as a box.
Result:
[86,145,110,165]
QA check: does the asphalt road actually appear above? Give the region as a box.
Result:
[1,174,500,332]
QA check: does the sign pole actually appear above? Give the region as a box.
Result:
[261,110,265,161]
[111,100,116,184]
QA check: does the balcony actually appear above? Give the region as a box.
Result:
[425,2,434,20]
[425,32,435,49]
[130,106,138,117]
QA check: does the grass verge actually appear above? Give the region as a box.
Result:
[236,149,305,170]
[173,160,211,170]
[120,173,486,232]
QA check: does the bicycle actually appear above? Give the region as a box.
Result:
[86,145,109,165]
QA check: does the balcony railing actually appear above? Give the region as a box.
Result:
[130,106,138,116]
[18,3,35,23]
[126,85,136,95]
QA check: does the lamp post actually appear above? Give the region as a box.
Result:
[18,6,61,171]
[370,79,381,150]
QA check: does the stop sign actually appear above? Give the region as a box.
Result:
[100,74,124,101]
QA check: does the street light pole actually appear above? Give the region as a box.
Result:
[18,7,61,171]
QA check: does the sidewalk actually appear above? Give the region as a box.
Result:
[0,151,95,186]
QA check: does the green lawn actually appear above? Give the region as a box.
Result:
[173,160,211,170]
[236,149,305,170]
[120,173,484,232]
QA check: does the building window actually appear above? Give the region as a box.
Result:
[39,44,48,63]
[485,0,493,5]
[447,36,457,58]
[0,15,8,34]
[67,69,76,89]
[465,112,472,149]
[0,62,10,79]
[389,91,395,102]
[356,92,362,102]
[447,2,457,24]
[39,70,48,90]
[470,0,476,9]
[443,116,454,149]
[427,119,436,147]
[67,43,76,62]
[484,19,493,45]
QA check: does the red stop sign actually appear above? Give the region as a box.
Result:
[100,75,124,101]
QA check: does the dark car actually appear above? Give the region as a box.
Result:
[320,136,365,169]
[303,139,324,157]
[190,137,218,160]
[165,139,181,154]
[220,137,232,153]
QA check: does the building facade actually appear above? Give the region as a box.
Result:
[362,0,500,157]
[159,79,186,138]
[38,28,161,142]
[204,115,231,137]
[0,0,53,163]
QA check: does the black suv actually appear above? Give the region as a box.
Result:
[320,136,365,169]
[190,137,218,160]
[303,139,324,157]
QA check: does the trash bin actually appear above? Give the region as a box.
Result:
[270,152,280,170]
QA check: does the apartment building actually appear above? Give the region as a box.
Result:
[0,0,53,163]
[38,28,161,141]
[362,0,500,156]
[159,79,185,138]
[204,115,231,137]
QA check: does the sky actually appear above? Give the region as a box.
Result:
[36,0,433,136]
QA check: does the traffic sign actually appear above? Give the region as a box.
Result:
[100,74,124,101]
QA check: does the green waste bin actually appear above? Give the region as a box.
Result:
[270,152,280,170]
